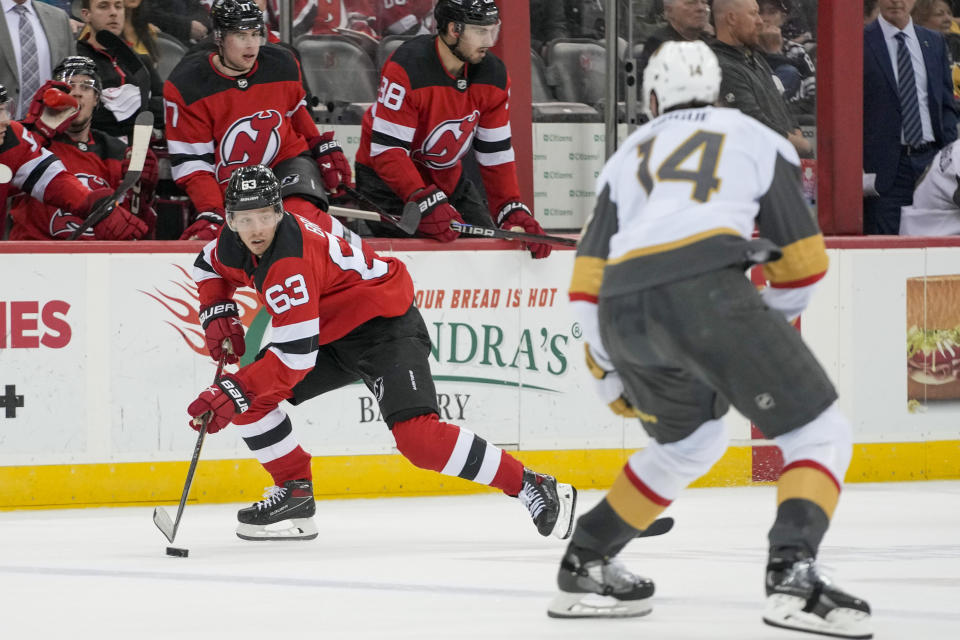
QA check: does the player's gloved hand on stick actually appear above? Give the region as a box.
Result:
[186,374,253,434]
[309,131,352,197]
[81,187,148,240]
[179,209,225,240]
[199,300,245,364]
[410,185,463,242]
[585,343,643,418]
[23,80,79,145]
[497,202,552,259]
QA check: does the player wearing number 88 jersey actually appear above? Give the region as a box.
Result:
[188,165,577,542]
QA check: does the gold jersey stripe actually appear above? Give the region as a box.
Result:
[777,465,840,519]
[569,255,607,298]
[763,234,829,286]
[606,227,743,265]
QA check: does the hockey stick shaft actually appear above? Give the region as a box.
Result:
[153,346,228,543]
[69,111,154,240]
[341,185,421,234]
[449,221,579,247]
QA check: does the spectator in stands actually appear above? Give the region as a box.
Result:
[77,0,163,139]
[122,0,158,62]
[636,0,710,91]
[913,0,960,99]
[0,0,77,119]
[711,0,811,157]
[866,0,881,24]
[757,0,815,116]
[142,0,209,46]
[531,0,568,56]
[863,0,958,234]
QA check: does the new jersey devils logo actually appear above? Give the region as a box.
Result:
[49,173,110,238]
[216,110,282,183]
[412,111,480,170]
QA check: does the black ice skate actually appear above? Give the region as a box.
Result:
[236,479,318,541]
[518,469,577,539]
[547,544,655,618]
[763,553,872,639]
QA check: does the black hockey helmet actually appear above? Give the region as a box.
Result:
[53,56,102,94]
[211,0,265,35]
[224,165,284,231]
[0,83,8,107]
[434,0,500,34]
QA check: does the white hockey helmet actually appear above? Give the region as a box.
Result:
[642,40,721,118]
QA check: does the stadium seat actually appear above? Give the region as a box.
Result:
[294,35,379,106]
[531,49,601,123]
[543,39,608,106]
[155,32,187,83]
[377,35,413,70]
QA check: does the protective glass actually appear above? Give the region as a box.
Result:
[0,102,9,121]
[462,21,501,46]
[227,208,282,232]
[57,77,99,95]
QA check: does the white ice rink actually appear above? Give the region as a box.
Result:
[1,481,957,639]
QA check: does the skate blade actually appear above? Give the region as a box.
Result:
[546,591,652,619]
[763,594,873,639]
[236,517,319,541]
[550,483,578,540]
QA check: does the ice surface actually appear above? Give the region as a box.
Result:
[1,482,957,639]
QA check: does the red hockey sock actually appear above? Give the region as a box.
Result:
[262,445,312,486]
[392,413,523,495]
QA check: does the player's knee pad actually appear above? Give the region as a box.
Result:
[391,413,460,472]
[774,401,852,488]
[628,418,728,502]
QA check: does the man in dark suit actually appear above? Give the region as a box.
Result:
[863,0,958,234]
[0,0,76,119]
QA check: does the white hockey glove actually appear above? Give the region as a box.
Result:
[760,285,815,324]
[584,343,643,419]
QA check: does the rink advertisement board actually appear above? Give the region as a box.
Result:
[1,239,958,508]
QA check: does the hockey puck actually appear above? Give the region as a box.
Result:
[165,546,189,558]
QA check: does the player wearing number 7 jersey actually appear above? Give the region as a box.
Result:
[187,164,577,542]
[555,42,871,638]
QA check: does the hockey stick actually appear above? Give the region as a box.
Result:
[449,220,579,247]
[341,185,421,234]
[153,346,229,544]
[69,111,154,240]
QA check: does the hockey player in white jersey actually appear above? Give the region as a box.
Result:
[900,140,960,235]
[551,41,872,639]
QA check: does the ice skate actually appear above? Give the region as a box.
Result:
[518,469,577,539]
[235,479,318,541]
[763,553,872,639]
[547,544,654,618]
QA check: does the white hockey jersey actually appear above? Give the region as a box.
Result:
[900,141,960,236]
[570,106,828,304]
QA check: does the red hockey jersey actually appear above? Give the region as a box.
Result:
[163,45,318,214]
[8,130,126,240]
[0,121,93,232]
[373,0,434,36]
[355,35,521,215]
[192,213,414,399]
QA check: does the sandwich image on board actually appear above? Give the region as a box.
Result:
[907,275,960,402]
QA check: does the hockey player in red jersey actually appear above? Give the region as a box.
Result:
[186,164,577,541]
[9,57,158,240]
[355,0,553,258]
[373,0,434,36]
[0,82,146,240]
[164,0,353,241]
